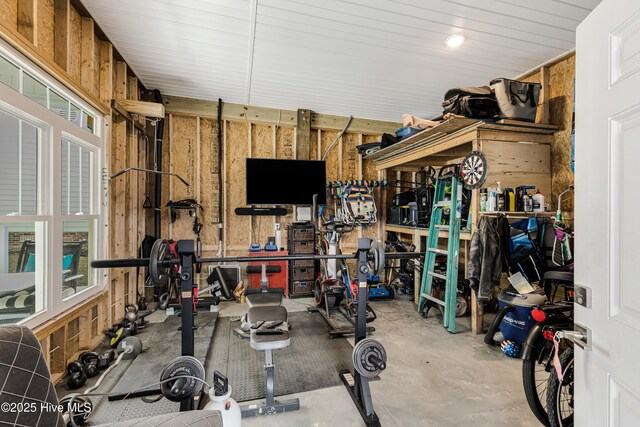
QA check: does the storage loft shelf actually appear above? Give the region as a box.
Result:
[385,224,472,241]
[367,118,556,171]
[377,118,556,335]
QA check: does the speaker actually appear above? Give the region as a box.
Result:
[234,207,288,216]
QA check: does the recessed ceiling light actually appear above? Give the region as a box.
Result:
[445,35,465,48]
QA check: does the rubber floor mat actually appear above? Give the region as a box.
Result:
[209,311,353,402]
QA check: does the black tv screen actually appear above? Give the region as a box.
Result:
[246,158,326,205]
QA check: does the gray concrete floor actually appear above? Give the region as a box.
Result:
[222,295,539,427]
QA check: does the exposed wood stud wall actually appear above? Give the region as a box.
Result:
[0,0,147,378]
[160,101,396,265]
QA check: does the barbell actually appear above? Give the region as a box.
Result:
[91,238,420,287]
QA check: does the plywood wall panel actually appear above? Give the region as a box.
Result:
[321,131,340,182]
[37,0,55,60]
[362,135,382,240]
[342,133,358,181]
[520,53,575,221]
[199,118,220,248]
[0,0,18,31]
[547,54,575,218]
[68,5,81,82]
[275,126,295,246]
[251,124,275,245]
[276,126,295,160]
[160,118,171,235]
[309,130,318,161]
[169,115,198,241]
[225,121,250,254]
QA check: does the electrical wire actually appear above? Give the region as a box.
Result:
[83,352,126,395]
[321,115,353,161]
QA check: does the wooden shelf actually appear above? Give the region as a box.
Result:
[377,118,555,335]
[368,118,556,171]
[385,224,472,241]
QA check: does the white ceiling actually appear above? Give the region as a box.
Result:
[83,0,601,122]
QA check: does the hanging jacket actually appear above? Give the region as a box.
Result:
[468,216,510,302]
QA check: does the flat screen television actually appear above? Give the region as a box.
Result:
[246,158,326,205]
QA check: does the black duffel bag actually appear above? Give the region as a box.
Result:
[442,86,499,119]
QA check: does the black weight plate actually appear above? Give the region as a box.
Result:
[160,356,205,402]
[352,338,387,378]
[368,239,385,277]
[149,239,171,287]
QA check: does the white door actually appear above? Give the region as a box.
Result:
[576,0,640,425]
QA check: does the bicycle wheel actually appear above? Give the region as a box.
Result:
[314,278,325,307]
[547,347,574,427]
[522,342,554,426]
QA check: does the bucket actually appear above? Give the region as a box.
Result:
[497,289,547,345]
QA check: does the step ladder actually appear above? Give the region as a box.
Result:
[418,175,462,334]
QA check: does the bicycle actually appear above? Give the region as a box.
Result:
[546,334,574,427]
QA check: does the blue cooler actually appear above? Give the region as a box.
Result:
[497,289,547,345]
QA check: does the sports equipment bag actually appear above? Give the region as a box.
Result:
[490,78,541,122]
[442,86,499,119]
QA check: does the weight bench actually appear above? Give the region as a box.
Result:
[245,264,284,307]
[240,305,300,417]
[235,263,287,338]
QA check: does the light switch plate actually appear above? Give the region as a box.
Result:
[575,284,592,308]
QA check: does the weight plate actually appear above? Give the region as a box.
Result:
[118,336,142,359]
[60,395,93,426]
[367,239,385,277]
[160,356,205,402]
[352,338,387,378]
[149,239,171,287]
[460,151,488,190]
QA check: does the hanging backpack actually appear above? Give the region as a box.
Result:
[490,78,541,122]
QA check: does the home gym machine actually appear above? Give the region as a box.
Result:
[92,238,418,426]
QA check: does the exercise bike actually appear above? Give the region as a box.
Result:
[309,212,377,337]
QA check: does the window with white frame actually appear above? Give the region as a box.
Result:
[0,41,105,327]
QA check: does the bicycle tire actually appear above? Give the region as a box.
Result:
[314,278,325,308]
[547,347,574,427]
[522,344,553,426]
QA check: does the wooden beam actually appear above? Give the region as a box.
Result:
[161,95,400,134]
[115,98,165,118]
[295,108,311,160]
[537,66,550,124]
[98,41,112,105]
[17,0,35,42]
[111,100,146,133]
[53,0,68,70]
[80,16,94,91]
